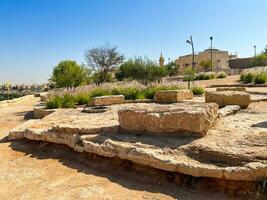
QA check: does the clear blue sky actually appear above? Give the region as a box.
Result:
[0,0,267,84]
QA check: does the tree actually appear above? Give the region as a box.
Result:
[50,60,91,88]
[115,57,167,85]
[84,44,124,85]
[184,67,195,89]
[249,54,267,67]
[199,60,212,72]
[165,61,179,76]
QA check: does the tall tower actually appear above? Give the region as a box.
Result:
[159,51,165,67]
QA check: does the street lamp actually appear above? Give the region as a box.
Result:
[210,36,213,71]
[254,45,257,57]
[186,35,195,71]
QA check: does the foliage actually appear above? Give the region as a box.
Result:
[165,61,179,76]
[199,60,212,71]
[92,72,114,84]
[183,67,195,89]
[191,86,205,95]
[46,82,184,109]
[84,44,124,85]
[254,72,267,84]
[195,72,216,80]
[50,60,91,88]
[115,57,167,85]
[216,71,227,79]
[240,72,255,83]
[248,54,267,67]
[61,94,75,108]
[46,95,62,109]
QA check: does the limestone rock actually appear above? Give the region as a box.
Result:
[33,105,55,119]
[154,90,193,103]
[92,95,124,106]
[118,102,218,135]
[216,87,247,92]
[8,103,267,181]
[205,91,251,108]
[218,105,240,117]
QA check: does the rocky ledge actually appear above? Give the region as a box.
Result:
[9,103,267,182]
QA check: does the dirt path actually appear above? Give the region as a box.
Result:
[0,98,248,200]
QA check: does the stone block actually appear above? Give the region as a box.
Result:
[216,87,247,92]
[118,102,218,135]
[92,95,125,106]
[154,90,193,103]
[205,91,251,108]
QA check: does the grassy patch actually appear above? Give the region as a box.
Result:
[191,86,205,95]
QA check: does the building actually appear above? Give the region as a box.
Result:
[175,49,231,74]
[159,52,165,67]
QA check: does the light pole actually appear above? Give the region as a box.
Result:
[254,45,257,57]
[186,36,195,71]
[210,36,213,71]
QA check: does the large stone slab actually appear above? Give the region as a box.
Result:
[154,90,193,103]
[92,95,124,106]
[205,91,251,108]
[216,87,247,92]
[8,103,267,181]
[118,102,218,135]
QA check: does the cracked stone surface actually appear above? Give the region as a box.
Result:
[9,102,267,181]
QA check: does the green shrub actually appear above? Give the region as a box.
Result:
[50,60,91,88]
[204,72,216,80]
[61,94,75,108]
[240,72,254,83]
[195,73,205,80]
[118,87,141,100]
[46,95,62,109]
[216,71,227,79]
[136,93,146,99]
[75,93,90,105]
[143,87,156,99]
[191,86,205,95]
[254,73,267,84]
[89,88,110,98]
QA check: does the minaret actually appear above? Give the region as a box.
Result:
[159,51,165,67]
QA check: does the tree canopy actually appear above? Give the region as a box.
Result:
[50,60,91,88]
[84,44,124,85]
[115,57,167,85]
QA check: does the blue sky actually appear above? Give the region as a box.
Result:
[0,0,267,84]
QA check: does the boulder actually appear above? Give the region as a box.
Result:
[154,90,193,103]
[205,91,251,108]
[118,102,218,135]
[216,87,247,92]
[33,105,55,119]
[92,95,124,106]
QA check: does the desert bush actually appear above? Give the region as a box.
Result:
[194,72,217,80]
[254,72,267,84]
[45,81,185,109]
[191,86,205,95]
[46,95,62,109]
[216,71,227,79]
[75,93,90,105]
[205,72,216,80]
[240,72,255,83]
[195,73,205,80]
[61,94,75,108]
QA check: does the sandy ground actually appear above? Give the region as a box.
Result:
[0,82,264,200]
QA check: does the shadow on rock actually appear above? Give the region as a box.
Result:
[252,121,267,129]
[8,139,247,200]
